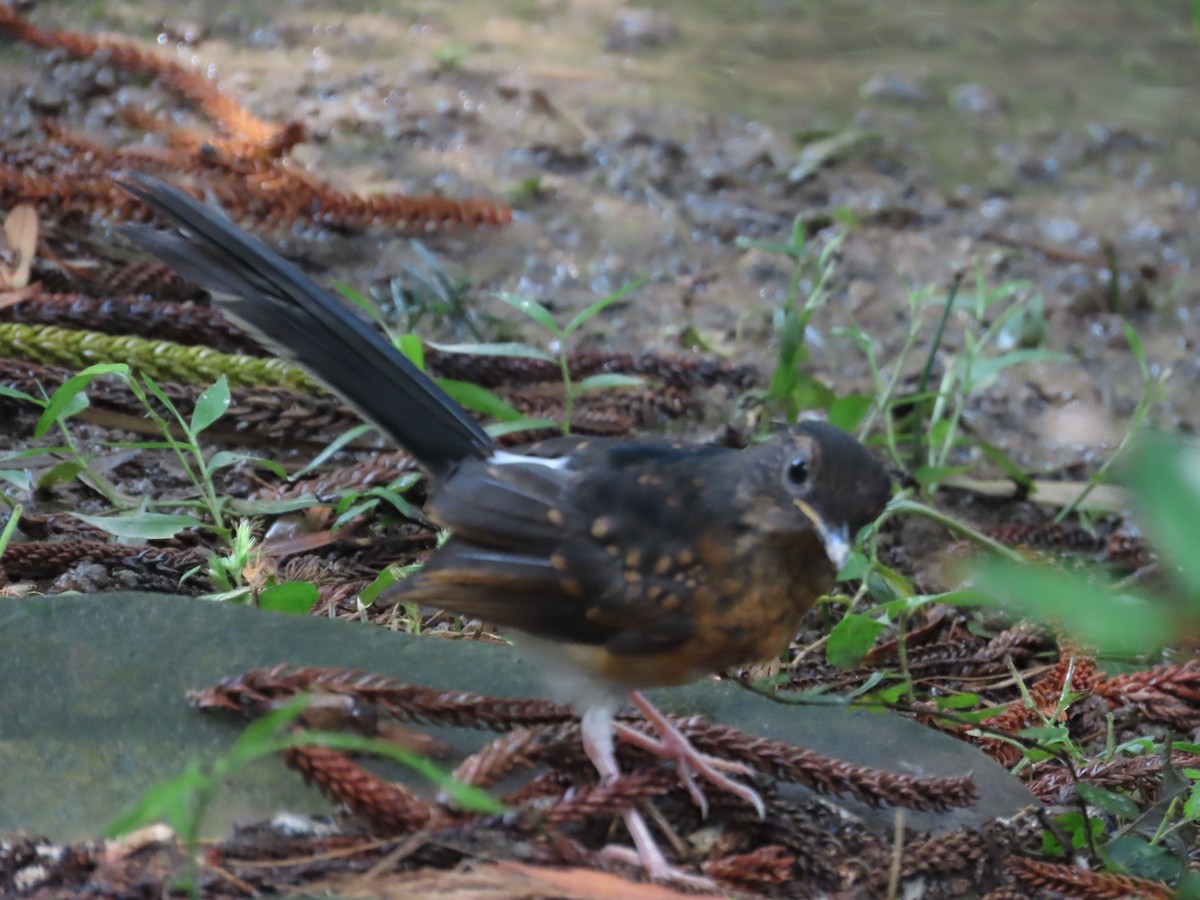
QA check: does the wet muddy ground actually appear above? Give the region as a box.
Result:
[6,0,1198,470]
[2,1,1199,897]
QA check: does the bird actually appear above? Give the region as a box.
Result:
[118,173,892,886]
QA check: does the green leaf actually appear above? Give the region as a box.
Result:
[366,484,419,521]
[291,424,375,479]
[229,497,335,516]
[826,614,887,668]
[208,451,287,479]
[865,562,915,603]
[484,417,559,439]
[827,393,871,432]
[334,498,378,528]
[397,333,425,370]
[437,379,525,421]
[1124,431,1200,601]
[938,706,998,725]
[1102,835,1182,882]
[334,281,371,312]
[494,293,559,334]
[0,469,32,491]
[190,376,231,434]
[35,385,89,438]
[1184,778,1200,822]
[976,441,1034,490]
[0,384,41,405]
[139,373,179,420]
[0,503,22,556]
[860,680,909,706]
[1124,321,1149,381]
[574,373,644,392]
[836,551,869,582]
[563,279,645,336]
[104,758,211,837]
[101,441,180,451]
[1016,724,1070,743]
[257,582,318,614]
[34,363,129,439]
[426,340,556,364]
[793,374,835,414]
[964,349,1072,393]
[935,692,981,710]
[1075,782,1138,819]
[359,563,420,606]
[1043,811,1103,855]
[972,557,1174,654]
[72,511,206,540]
[35,459,85,491]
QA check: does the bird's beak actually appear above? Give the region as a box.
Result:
[793,498,852,572]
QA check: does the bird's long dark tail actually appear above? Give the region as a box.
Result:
[118,173,494,471]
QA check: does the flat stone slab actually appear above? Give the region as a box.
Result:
[0,593,1036,841]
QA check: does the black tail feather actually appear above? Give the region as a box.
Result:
[117,173,494,471]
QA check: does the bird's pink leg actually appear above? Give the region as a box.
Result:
[580,705,717,890]
[614,690,766,820]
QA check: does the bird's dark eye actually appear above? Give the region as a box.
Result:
[786,456,809,487]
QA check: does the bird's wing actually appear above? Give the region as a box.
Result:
[383,454,698,651]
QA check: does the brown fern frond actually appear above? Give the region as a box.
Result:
[0,4,301,154]
[1008,856,1172,899]
[664,717,977,811]
[1095,659,1200,730]
[283,744,436,833]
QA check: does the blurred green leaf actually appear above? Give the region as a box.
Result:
[34,363,128,439]
[437,379,526,421]
[563,279,644,336]
[1102,835,1181,882]
[976,441,1034,491]
[360,562,420,606]
[965,349,1072,393]
[1075,782,1138,819]
[1124,321,1149,381]
[0,469,31,491]
[190,376,230,435]
[292,424,375,479]
[485,417,559,439]
[791,374,835,414]
[575,373,644,392]
[35,459,85,491]
[1124,431,1200,601]
[935,692,981,710]
[257,582,318,614]
[208,451,287,479]
[973,557,1172,654]
[1043,811,1103,855]
[427,340,556,364]
[0,384,39,405]
[0,503,21,556]
[105,758,209,837]
[827,614,886,669]
[828,393,872,432]
[398,333,425,369]
[494,293,559,334]
[72,511,205,540]
[230,497,335,516]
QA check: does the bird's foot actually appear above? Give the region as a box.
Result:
[581,705,717,891]
[599,840,718,892]
[618,690,766,820]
